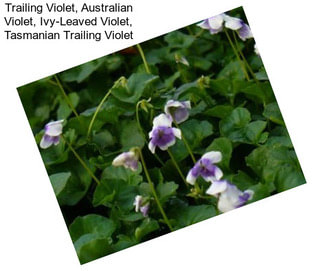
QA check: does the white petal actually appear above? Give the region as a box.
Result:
[112,152,127,166]
[159,137,176,150]
[45,120,64,136]
[202,151,222,163]
[197,20,210,30]
[218,193,236,213]
[244,189,254,200]
[152,113,172,128]
[208,14,224,30]
[254,44,259,55]
[172,128,182,139]
[186,169,196,185]
[39,135,53,149]
[215,167,223,180]
[148,129,154,139]
[164,100,183,115]
[206,180,228,196]
[182,100,191,109]
[224,15,243,30]
[133,195,142,212]
[148,141,156,153]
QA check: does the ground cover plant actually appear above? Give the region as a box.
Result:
[17,7,305,264]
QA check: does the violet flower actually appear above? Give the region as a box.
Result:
[197,14,225,34]
[223,15,253,41]
[40,120,64,149]
[133,195,149,217]
[164,100,191,124]
[148,113,181,153]
[186,151,223,185]
[206,179,254,212]
[112,150,139,171]
[197,13,253,41]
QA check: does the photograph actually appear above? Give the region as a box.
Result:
[17,7,306,264]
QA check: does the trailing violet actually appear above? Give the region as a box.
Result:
[133,195,149,217]
[197,14,225,34]
[139,204,150,217]
[206,179,254,212]
[164,100,191,124]
[197,13,253,41]
[40,120,64,149]
[112,150,139,171]
[148,113,181,153]
[186,151,223,185]
[223,15,253,41]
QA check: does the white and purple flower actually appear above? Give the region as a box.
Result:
[186,151,223,185]
[133,195,149,217]
[223,15,253,41]
[112,150,139,171]
[148,113,181,153]
[164,100,191,124]
[197,14,225,34]
[197,13,253,41]
[206,179,254,212]
[40,120,64,149]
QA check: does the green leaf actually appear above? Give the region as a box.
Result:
[245,120,267,144]
[54,156,95,206]
[120,121,145,149]
[69,214,116,242]
[246,145,305,190]
[157,182,179,204]
[219,108,267,144]
[206,137,232,169]
[91,130,115,151]
[101,165,142,185]
[135,218,160,241]
[172,205,216,229]
[93,165,142,209]
[57,92,79,120]
[217,61,245,80]
[164,31,195,48]
[113,235,138,252]
[231,171,257,191]
[49,172,71,197]
[111,73,158,103]
[240,82,275,104]
[248,182,276,203]
[263,102,284,125]
[203,105,234,119]
[60,58,106,83]
[170,119,213,161]
[74,233,113,264]
[219,107,250,142]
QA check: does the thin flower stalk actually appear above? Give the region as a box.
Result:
[138,149,173,231]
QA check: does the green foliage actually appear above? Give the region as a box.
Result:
[17,7,305,264]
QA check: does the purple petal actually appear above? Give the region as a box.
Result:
[40,134,55,149]
[238,23,253,41]
[151,126,175,148]
[173,107,189,123]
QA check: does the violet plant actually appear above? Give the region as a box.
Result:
[17,7,305,264]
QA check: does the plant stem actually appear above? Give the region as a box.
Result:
[54,75,80,119]
[232,31,259,82]
[87,89,112,138]
[61,135,100,185]
[223,29,250,81]
[136,44,151,74]
[167,149,188,187]
[173,122,196,163]
[139,149,173,231]
[135,101,165,166]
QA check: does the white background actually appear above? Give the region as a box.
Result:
[0,0,322,270]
